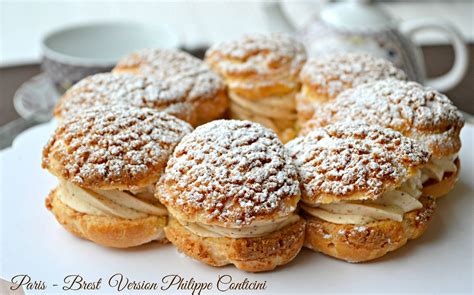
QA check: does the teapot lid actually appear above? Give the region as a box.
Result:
[320,0,396,30]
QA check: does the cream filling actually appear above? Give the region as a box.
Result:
[228,91,297,120]
[57,181,167,219]
[421,154,458,183]
[229,91,297,141]
[302,172,424,225]
[179,214,300,238]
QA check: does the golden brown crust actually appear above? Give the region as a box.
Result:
[42,106,192,190]
[205,33,306,99]
[113,49,228,126]
[164,216,305,272]
[304,196,435,262]
[46,188,167,248]
[423,158,460,198]
[192,89,229,127]
[296,54,406,127]
[226,89,298,143]
[53,72,217,125]
[295,91,329,128]
[206,34,305,141]
[299,53,407,100]
[301,80,464,158]
[157,120,301,227]
[286,123,430,204]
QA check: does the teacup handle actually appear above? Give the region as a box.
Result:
[400,18,469,92]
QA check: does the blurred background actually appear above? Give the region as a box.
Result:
[0,0,473,145]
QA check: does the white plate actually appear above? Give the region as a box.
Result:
[1,121,473,295]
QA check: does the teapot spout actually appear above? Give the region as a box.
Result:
[262,2,296,33]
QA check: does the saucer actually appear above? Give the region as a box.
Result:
[13,73,59,121]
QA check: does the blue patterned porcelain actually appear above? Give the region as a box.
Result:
[264,1,468,92]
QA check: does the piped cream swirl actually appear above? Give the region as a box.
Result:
[302,171,424,225]
[228,91,297,141]
[229,91,297,120]
[422,154,458,183]
[179,214,300,238]
[57,181,167,219]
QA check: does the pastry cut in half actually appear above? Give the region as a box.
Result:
[205,34,307,142]
[302,79,464,198]
[43,105,193,248]
[156,120,305,272]
[296,53,407,127]
[113,48,228,127]
[287,122,435,262]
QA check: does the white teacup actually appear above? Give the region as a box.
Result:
[42,22,179,93]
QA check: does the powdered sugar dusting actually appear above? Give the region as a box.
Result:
[43,105,193,188]
[161,120,300,225]
[300,53,407,98]
[303,79,464,157]
[115,49,224,101]
[206,33,306,77]
[287,122,429,202]
[55,73,195,122]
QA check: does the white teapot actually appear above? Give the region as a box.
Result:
[264,0,469,91]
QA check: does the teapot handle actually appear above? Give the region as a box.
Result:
[399,18,468,92]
